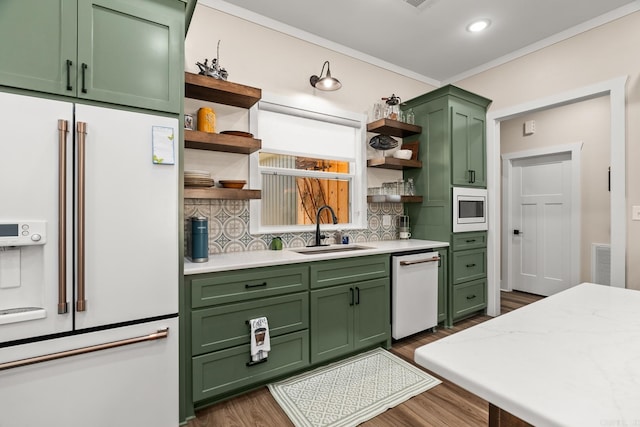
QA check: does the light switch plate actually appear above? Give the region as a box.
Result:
[632,206,640,221]
[383,215,391,227]
[524,120,536,135]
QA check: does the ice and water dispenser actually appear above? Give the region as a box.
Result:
[0,221,47,325]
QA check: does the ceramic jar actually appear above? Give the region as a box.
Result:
[197,107,216,133]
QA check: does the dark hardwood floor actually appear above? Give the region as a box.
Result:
[185,290,543,427]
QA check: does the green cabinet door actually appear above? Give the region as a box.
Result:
[77,0,183,112]
[0,0,182,113]
[353,278,390,350]
[310,284,354,364]
[0,0,77,95]
[451,102,487,187]
[311,278,390,364]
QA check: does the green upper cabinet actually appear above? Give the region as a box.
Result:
[0,0,77,96]
[0,0,183,113]
[451,101,488,187]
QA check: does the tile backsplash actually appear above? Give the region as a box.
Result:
[184,199,405,254]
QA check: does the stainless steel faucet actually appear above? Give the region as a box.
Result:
[310,205,338,247]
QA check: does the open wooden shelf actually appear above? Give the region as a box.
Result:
[367,157,422,170]
[367,195,423,203]
[185,72,261,108]
[366,118,422,138]
[184,187,261,200]
[184,130,261,154]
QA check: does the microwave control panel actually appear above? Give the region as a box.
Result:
[0,221,46,247]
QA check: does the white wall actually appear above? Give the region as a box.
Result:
[185,3,436,185]
[456,11,640,290]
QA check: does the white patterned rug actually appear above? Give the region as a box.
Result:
[268,347,441,427]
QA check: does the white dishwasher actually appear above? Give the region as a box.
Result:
[391,251,440,339]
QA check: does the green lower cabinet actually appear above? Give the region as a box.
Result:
[191,292,308,356]
[353,279,391,350]
[310,284,353,363]
[310,277,389,365]
[452,248,487,284]
[451,232,487,251]
[452,278,487,320]
[192,330,309,402]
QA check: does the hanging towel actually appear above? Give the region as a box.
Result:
[249,316,271,362]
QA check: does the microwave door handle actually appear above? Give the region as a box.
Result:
[57,120,69,314]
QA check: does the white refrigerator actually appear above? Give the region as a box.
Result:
[0,92,179,426]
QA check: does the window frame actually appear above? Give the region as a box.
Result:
[249,93,367,235]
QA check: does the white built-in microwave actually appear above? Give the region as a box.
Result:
[452,187,488,233]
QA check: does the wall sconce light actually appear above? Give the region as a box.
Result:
[309,61,342,91]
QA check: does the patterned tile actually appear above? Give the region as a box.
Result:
[183,200,407,255]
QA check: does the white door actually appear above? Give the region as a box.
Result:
[511,153,573,296]
[74,105,178,329]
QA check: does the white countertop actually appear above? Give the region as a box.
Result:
[184,239,449,275]
[414,283,640,427]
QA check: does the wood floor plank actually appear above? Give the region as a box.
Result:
[185,291,542,427]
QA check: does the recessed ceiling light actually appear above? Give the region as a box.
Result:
[467,19,491,33]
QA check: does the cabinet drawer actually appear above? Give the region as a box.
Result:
[452,279,487,319]
[192,292,308,356]
[190,264,309,308]
[192,330,309,402]
[452,248,486,284]
[451,232,487,251]
[310,255,389,289]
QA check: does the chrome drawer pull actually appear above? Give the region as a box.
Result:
[399,256,440,266]
[245,281,267,289]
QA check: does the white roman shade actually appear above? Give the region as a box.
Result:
[258,101,361,160]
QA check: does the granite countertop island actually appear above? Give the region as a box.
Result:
[184,239,449,275]
[414,283,640,427]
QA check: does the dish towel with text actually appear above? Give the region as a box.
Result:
[249,316,271,362]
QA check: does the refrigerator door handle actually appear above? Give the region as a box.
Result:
[58,120,69,314]
[77,122,87,312]
[0,328,170,371]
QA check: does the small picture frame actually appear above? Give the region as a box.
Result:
[184,114,194,130]
[402,141,419,161]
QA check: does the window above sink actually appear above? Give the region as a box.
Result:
[249,95,367,234]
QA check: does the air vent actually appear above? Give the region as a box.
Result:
[405,0,427,7]
[591,243,611,285]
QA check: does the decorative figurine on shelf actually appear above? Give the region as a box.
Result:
[195,40,228,80]
[383,94,401,120]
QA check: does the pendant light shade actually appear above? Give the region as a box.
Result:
[310,61,342,91]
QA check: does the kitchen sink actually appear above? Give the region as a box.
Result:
[290,245,373,255]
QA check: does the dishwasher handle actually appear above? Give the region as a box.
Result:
[399,256,440,267]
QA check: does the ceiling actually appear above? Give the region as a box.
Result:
[203,0,639,84]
